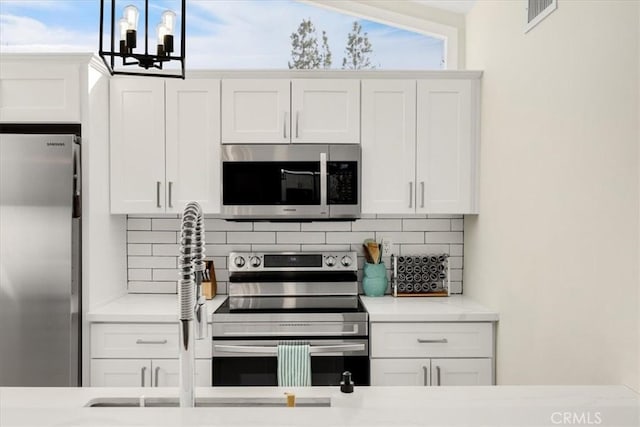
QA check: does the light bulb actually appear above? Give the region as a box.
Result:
[157,24,169,46]
[123,5,139,31]
[161,10,176,34]
[119,18,128,41]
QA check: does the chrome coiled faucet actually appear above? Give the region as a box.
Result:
[178,201,207,407]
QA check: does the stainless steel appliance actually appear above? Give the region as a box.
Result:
[0,125,81,386]
[221,144,360,220]
[211,251,369,386]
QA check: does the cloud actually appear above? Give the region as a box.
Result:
[0,0,444,69]
[0,13,96,51]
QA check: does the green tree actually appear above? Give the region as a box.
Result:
[320,30,332,69]
[288,19,321,69]
[342,21,375,70]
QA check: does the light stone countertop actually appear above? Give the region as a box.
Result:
[87,294,227,323]
[0,385,637,426]
[360,294,499,322]
[88,294,498,323]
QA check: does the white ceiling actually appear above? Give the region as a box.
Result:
[409,0,477,15]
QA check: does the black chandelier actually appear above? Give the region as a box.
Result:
[99,0,186,78]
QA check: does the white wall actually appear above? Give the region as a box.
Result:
[464,1,640,391]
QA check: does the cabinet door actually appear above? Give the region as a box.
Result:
[371,359,430,386]
[430,358,492,386]
[221,79,290,144]
[416,79,477,214]
[91,359,151,387]
[152,359,212,387]
[291,79,360,144]
[165,79,221,213]
[110,78,166,213]
[361,80,416,214]
[0,62,80,122]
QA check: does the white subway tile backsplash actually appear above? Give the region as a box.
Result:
[448,256,464,269]
[127,218,151,231]
[128,231,176,244]
[450,244,464,256]
[326,232,373,244]
[129,269,152,281]
[126,215,466,295]
[205,244,251,256]
[399,244,450,255]
[301,221,351,232]
[129,281,177,294]
[254,222,301,231]
[151,218,181,231]
[227,231,275,244]
[301,244,351,252]
[152,269,179,281]
[128,256,177,269]
[204,231,226,244]
[204,218,253,231]
[352,219,401,232]
[403,219,451,232]
[449,281,462,294]
[277,232,325,244]
[251,244,301,252]
[375,231,424,244]
[128,244,152,256]
[152,244,180,256]
[425,232,464,244]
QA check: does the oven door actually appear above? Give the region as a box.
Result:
[212,339,369,386]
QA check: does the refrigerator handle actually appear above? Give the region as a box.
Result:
[72,140,81,219]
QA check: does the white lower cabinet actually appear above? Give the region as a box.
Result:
[371,358,491,386]
[370,322,495,386]
[90,323,212,387]
[91,359,211,387]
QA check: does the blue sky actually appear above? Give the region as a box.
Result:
[0,0,445,69]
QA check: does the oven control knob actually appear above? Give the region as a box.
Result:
[325,256,336,267]
[233,256,246,268]
[249,256,261,268]
[341,255,353,267]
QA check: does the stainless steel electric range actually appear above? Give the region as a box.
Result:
[211,251,369,387]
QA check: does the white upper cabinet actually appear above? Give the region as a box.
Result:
[110,78,221,214]
[361,80,416,214]
[221,79,290,144]
[417,79,477,214]
[361,77,479,214]
[0,61,81,122]
[291,79,360,144]
[221,78,360,144]
[110,79,166,214]
[165,79,221,213]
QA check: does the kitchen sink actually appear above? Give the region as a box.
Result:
[85,396,331,408]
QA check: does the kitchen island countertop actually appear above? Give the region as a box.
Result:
[0,385,637,426]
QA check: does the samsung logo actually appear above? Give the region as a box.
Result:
[46,142,66,147]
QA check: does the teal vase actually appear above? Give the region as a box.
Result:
[363,262,388,297]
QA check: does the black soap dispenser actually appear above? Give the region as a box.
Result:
[340,371,354,393]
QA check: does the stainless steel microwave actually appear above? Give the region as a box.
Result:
[221,144,360,220]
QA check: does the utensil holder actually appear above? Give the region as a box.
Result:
[362,262,388,297]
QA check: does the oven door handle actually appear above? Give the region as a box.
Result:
[213,343,365,355]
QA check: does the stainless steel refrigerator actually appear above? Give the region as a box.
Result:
[0,128,81,386]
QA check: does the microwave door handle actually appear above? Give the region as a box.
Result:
[320,152,327,212]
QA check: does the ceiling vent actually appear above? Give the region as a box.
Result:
[525,0,557,33]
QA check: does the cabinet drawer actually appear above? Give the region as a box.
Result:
[91,323,210,359]
[371,322,493,358]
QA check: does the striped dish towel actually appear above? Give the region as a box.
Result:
[277,341,312,387]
